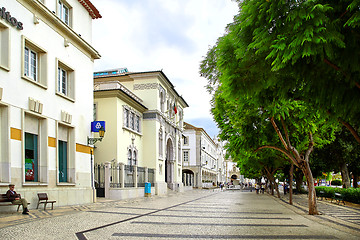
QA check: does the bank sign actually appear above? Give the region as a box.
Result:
[0,6,24,30]
[91,121,105,132]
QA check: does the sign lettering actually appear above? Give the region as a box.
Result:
[0,7,23,30]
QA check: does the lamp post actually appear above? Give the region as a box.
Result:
[87,126,105,145]
[88,126,105,202]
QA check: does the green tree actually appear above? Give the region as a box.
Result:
[200,0,359,214]
[203,0,360,142]
[210,89,336,214]
[311,126,360,188]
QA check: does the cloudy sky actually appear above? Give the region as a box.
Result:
[92,0,238,138]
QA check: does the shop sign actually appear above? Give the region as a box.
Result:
[91,121,105,132]
[0,7,23,30]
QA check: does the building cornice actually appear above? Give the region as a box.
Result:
[94,89,148,112]
[17,0,101,60]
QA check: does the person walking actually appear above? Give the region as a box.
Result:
[6,184,30,215]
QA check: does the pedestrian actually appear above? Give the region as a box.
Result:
[255,184,260,194]
[220,183,224,191]
[261,183,265,194]
[6,184,30,215]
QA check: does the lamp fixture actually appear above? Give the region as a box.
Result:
[87,126,105,145]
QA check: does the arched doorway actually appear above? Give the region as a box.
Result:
[165,138,174,189]
[182,169,194,187]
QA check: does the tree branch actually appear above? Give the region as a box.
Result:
[255,145,298,167]
[304,132,314,162]
[280,116,291,150]
[270,117,288,150]
[339,119,360,144]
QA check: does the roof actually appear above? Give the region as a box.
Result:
[184,122,215,145]
[78,0,102,19]
[94,69,189,108]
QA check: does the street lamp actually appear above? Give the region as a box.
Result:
[87,126,105,145]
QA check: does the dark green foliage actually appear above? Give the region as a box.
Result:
[315,186,360,203]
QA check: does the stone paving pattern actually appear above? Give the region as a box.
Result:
[0,189,359,239]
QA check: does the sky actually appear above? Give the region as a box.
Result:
[92,0,239,138]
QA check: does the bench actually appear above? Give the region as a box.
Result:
[332,193,345,205]
[36,193,56,210]
[317,190,326,200]
[0,194,30,212]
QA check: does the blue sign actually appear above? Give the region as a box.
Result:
[91,121,105,132]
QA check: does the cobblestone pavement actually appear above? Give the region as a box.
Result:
[0,189,359,240]
[278,191,360,231]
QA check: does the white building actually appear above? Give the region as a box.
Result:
[182,122,223,188]
[0,0,101,209]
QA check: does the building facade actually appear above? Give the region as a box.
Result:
[182,122,223,188]
[93,69,188,197]
[0,0,101,209]
[224,157,242,186]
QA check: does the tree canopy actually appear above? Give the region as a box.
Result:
[199,0,360,214]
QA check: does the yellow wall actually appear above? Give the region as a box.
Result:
[94,94,144,166]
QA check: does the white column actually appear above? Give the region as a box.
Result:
[120,163,125,188]
[104,162,111,198]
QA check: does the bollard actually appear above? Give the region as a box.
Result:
[145,182,151,197]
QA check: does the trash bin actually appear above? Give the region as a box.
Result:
[145,182,151,197]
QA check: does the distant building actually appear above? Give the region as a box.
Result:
[0,0,101,208]
[182,122,224,188]
[224,157,241,185]
[93,69,188,198]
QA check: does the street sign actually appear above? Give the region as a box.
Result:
[91,121,105,132]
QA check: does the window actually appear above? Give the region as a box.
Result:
[24,112,48,184]
[93,103,97,121]
[132,151,137,166]
[183,151,189,162]
[58,140,67,182]
[0,23,10,71]
[58,67,67,95]
[124,108,129,128]
[0,104,10,183]
[22,37,47,87]
[135,115,140,132]
[58,0,71,25]
[159,127,163,158]
[24,47,37,81]
[127,150,132,166]
[25,133,38,182]
[56,60,74,100]
[57,122,75,184]
[183,136,188,145]
[129,112,134,129]
[178,140,181,163]
[123,106,141,134]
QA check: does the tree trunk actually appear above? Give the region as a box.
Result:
[295,169,304,193]
[300,161,318,215]
[289,164,294,205]
[353,175,359,188]
[268,175,280,198]
[340,162,351,188]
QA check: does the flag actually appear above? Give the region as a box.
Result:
[173,103,177,114]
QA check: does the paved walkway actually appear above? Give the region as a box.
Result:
[0,189,359,239]
[277,191,360,232]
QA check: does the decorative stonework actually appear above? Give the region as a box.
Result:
[61,110,72,124]
[133,83,158,90]
[28,97,43,114]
